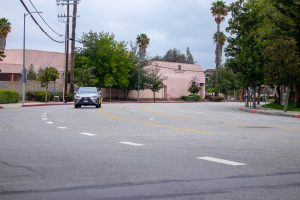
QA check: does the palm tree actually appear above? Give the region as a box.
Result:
[211,0,228,69]
[213,31,226,69]
[211,0,228,33]
[136,33,150,61]
[136,33,150,102]
[211,0,228,96]
[0,18,11,51]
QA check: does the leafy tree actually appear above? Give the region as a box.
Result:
[74,65,96,87]
[208,67,241,100]
[152,47,195,64]
[75,31,133,89]
[0,18,11,50]
[268,0,300,107]
[225,0,265,108]
[145,67,167,102]
[126,42,149,92]
[265,38,300,112]
[186,47,195,64]
[38,67,59,102]
[188,77,200,94]
[27,64,37,80]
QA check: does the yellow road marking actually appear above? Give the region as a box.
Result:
[98,109,127,121]
[141,107,202,121]
[285,128,300,132]
[144,122,208,134]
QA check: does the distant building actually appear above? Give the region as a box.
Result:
[0,49,64,83]
[0,49,205,99]
[127,61,205,99]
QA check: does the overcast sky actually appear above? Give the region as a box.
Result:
[2,0,235,70]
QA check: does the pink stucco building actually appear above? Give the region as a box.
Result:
[0,49,65,83]
[0,49,205,99]
[127,61,205,99]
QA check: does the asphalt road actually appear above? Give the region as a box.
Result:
[0,102,300,200]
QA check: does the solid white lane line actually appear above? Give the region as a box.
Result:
[79,132,96,136]
[197,157,246,166]
[42,118,48,120]
[119,142,144,146]
[58,126,68,130]
[47,121,54,124]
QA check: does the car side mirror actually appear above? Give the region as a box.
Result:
[74,91,77,94]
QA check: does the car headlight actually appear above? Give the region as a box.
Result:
[75,95,80,99]
[91,96,98,99]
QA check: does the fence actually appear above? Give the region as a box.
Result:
[0,81,65,95]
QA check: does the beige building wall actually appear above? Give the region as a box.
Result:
[128,61,205,99]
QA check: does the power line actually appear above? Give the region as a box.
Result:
[150,63,204,72]
[19,0,64,43]
[28,0,63,37]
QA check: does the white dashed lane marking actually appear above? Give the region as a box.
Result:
[197,157,246,166]
[58,127,68,130]
[119,142,144,146]
[79,132,96,136]
[46,121,54,124]
[42,118,48,120]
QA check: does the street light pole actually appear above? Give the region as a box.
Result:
[22,11,42,106]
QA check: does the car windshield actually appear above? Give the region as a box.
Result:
[78,87,97,94]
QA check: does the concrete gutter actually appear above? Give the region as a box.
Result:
[240,107,300,119]
[0,102,74,109]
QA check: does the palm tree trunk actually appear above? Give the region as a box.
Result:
[252,86,257,109]
[296,84,300,107]
[0,35,6,50]
[284,84,291,112]
[69,1,78,94]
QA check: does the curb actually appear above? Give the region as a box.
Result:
[0,101,190,109]
[240,107,300,119]
[21,103,74,107]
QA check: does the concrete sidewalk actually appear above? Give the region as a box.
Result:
[0,102,73,109]
[240,106,300,119]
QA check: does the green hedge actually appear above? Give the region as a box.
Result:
[26,91,53,102]
[0,90,19,104]
[56,92,74,102]
[181,94,202,102]
[205,95,224,102]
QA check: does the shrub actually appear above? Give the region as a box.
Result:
[0,90,19,104]
[56,92,74,102]
[26,91,53,102]
[181,94,202,102]
[205,95,224,102]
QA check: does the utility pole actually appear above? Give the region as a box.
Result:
[70,0,78,94]
[64,0,70,103]
[57,0,80,103]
